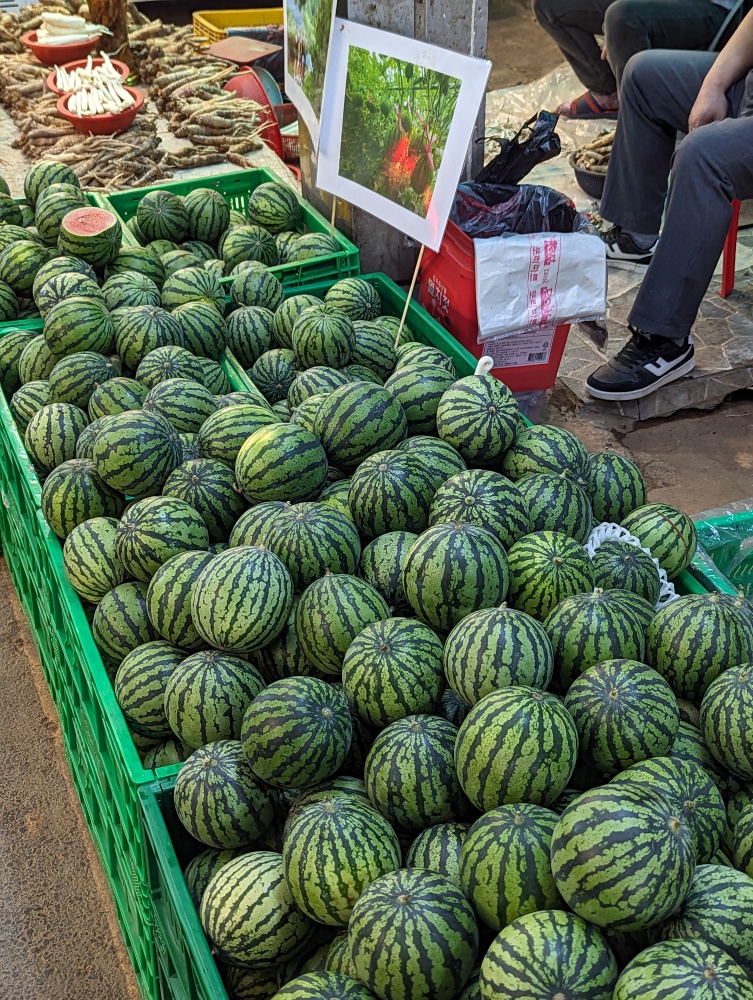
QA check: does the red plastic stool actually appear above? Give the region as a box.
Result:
[721,198,741,298]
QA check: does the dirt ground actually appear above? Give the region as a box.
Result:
[488,0,563,90]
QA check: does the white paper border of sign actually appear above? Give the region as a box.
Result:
[283,0,337,149]
[317,18,491,252]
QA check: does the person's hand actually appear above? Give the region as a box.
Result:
[689,85,728,130]
[601,43,608,61]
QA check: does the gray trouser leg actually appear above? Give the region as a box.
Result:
[530,0,616,93]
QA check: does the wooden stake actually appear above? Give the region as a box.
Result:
[330,198,337,235]
[395,245,425,349]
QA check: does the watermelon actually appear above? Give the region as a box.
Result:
[701,665,753,780]
[143,378,217,433]
[148,239,180,256]
[646,592,753,702]
[342,618,445,729]
[115,496,209,582]
[324,934,356,977]
[104,246,166,287]
[191,546,294,652]
[44,296,114,356]
[75,415,116,460]
[137,191,189,243]
[241,677,352,788]
[142,737,191,770]
[502,424,589,480]
[443,606,554,706]
[163,250,201,276]
[24,161,80,207]
[48,352,118,409]
[359,531,416,613]
[288,367,350,410]
[247,181,299,234]
[621,503,698,580]
[348,869,478,1000]
[324,278,381,321]
[479,910,618,1000]
[112,304,184,370]
[171,301,227,361]
[517,472,594,544]
[669,721,735,801]
[404,822,469,888]
[349,449,437,538]
[102,272,160,311]
[350,320,397,381]
[402,522,509,632]
[10,379,51,432]
[35,190,87,246]
[162,457,246,543]
[291,305,354,369]
[343,364,382,384]
[314,382,408,474]
[24,401,88,475]
[145,549,213,651]
[456,686,578,810]
[584,452,647,523]
[41,457,125,538]
[235,423,328,504]
[221,224,279,269]
[0,327,37,395]
[0,278,18,323]
[250,599,327,682]
[183,846,246,909]
[194,356,230,395]
[165,649,264,749]
[250,348,300,403]
[0,225,39,253]
[295,573,391,676]
[318,478,353,519]
[435,375,519,464]
[197,403,276,467]
[288,393,324,431]
[162,265,225,313]
[591,539,661,605]
[275,973,374,1000]
[88,377,147,419]
[506,530,595,620]
[0,240,53,295]
[183,241,219,265]
[62,516,129,604]
[271,295,320,349]
[282,795,400,926]
[285,232,340,264]
[135,346,206,389]
[200,850,314,966]
[228,501,287,548]
[223,965,281,1000]
[18,335,60,384]
[614,938,753,1000]
[35,273,101,320]
[58,207,122,266]
[551,783,696,930]
[215,390,269,409]
[231,270,285,315]
[0,195,23,227]
[383,363,454,436]
[262,502,361,591]
[428,470,528,548]
[92,410,181,498]
[184,188,230,246]
[32,255,95,295]
[733,802,753,877]
[113,639,183,738]
[459,803,561,930]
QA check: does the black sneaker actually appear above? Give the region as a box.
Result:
[601,226,657,269]
[586,330,695,401]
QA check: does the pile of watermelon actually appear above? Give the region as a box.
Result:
[3,167,753,1000]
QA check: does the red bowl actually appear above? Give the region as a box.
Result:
[46,58,129,96]
[57,86,143,135]
[22,31,100,67]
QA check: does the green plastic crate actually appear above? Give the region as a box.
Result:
[690,500,753,597]
[94,167,360,289]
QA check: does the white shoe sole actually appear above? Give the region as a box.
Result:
[606,257,653,273]
[587,356,696,401]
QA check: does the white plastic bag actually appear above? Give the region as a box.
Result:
[473,231,607,342]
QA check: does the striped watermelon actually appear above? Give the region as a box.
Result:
[143,378,218,433]
[324,278,381,321]
[0,240,53,295]
[93,582,159,665]
[350,320,397,381]
[292,305,355,370]
[395,344,455,374]
[115,496,209,581]
[479,910,618,1000]
[250,348,300,403]
[443,606,554,706]
[359,531,417,614]
[25,161,80,206]
[88,377,147,420]
[193,356,231,396]
[325,935,356,977]
[228,270,283,313]
[191,546,294,652]
[289,777,370,815]
[62,516,130,604]
[183,846,246,909]
[18,335,60,384]
[148,239,180,256]
[733,803,753,876]
[163,250,201,276]
[174,740,276,848]
[273,294,323,349]
[162,458,246,543]
[24,401,89,475]
[517,472,593,544]
[343,364,382,384]
[10,380,51,433]
[364,715,470,831]
[44,296,114,356]
[428,470,528,549]
[565,658,679,776]
[348,869,478,1000]
[143,738,192,771]
[198,403,276,467]
[228,501,287,548]
[318,478,353,520]
[669,721,735,802]
[236,423,328,504]
[146,549,213,650]
[32,255,95,294]
[41,457,126,538]
[615,939,753,1000]
[172,301,227,361]
[162,265,225,313]
[35,189,87,246]
[48,352,118,409]
[165,649,265,748]
[251,599,329,683]
[247,181,300,233]
[273,399,291,421]
[543,589,649,691]
[456,687,578,810]
[104,246,166,287]
[58,207,122,267]
[584,452,647,524]
[402,522,510,632]
[701,665,753,780]
[396,434,466,481]
[282,795,400,926]
[288,367,350,410]
[223,964,281,1000]
[262,502,361,591]
[35,272,101,320]
[112,304,185,370]
[621,504,698,580]
[646,592,753,702]
[215,391,269,409]
[200,850,314,966]
[314,382,408,474]
[591,540,661,605]
[0,278,18,322]
[435,375,519,464]
[383,363,455,436]
[295,573,391,676]
[405,822,469,888]
[459,803,561,930]
[286,232,339,263]
[0,327,37,395]
[342,618,445,728]
[506,530,594,620]
[114,639,184,738]
[611,757,725,864]
[92,410,181,498]
[241,677,352,788]
[103,272,161,311]
[552,783,696,930]
[502,424,589,481]
[274,973,374,1000]
[179,433,200,462]
[184,188,230,246]
[349,449,437,538]
[221,224,279,270]
[136,191,189,243]
[655,863,753,978]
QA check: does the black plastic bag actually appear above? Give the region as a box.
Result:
[450,182,585,239]
[476,111,561,186]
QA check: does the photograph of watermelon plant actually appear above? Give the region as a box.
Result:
[339,48,462,219]
[284,0,336,142]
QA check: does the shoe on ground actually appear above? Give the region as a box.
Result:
[601,226,657,269]
[586,329,695,401]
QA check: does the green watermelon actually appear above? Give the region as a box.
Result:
[221,224,279,270]
[349,449,437,538]
[621,503,698,580]
[115,496,209,581]
[350,320,397,381]
[148,239,180,256]
[171,301,227,361]
[10,379,51,432]
[506,530,594,620]
[250,598,327,683]
[162,265,224,313]
[318,478,353,520]
[35,189,87,246]
[136,346,208,390]
[58,206,122,266]
[104,246,166,287]
[24,401,89,475]
[113,639,183,738]
[343,364,382,385]
[614,939,753,1000]
[48,352,118,409]
[41,457,125,538]
[286,233,339,263]
[162,250,201,276]
[102,272,160,311]
[701,664,753,780]
[443,606,553,706]
[273,294,323,349]
[228,501,287,548]
[591,539,661,605]
[314,382,408,474]
[383,363,455,436]
[143,377,218,433]
[236,423,328,504]
[517,472,594,544]
[262,502,361,592]
[288,367,350,410]
[250,348,300,403]
[88,377,147,419]
[162,457,246,543]
[25,161,80,207]
[35,272,101,321]
[197,403,276,467]
[92,410,181,498]
[584,452,647,524]
[359,531,416,613]
[44,296,114,356]
[0,327,37,395]
[32,255,95,295]
[324,934,356,977]
[324,278,381,321]
[112,304,185,370]
[247,181,299,233]
[241,677,351,788]
[62,515,129,604]
[184,188,230,246]
[404,822,469,888]
[223,965,281,999]
[732,802,753,877]
[0,278,18,322]
[136,191,189,243]
[502,424,589,481]
[183,846,246,909]
[74,415,116,460]
[142,737,191,769]
[145,549,213,651]
[669,721,735,802]
[0,240,53,295]
[435,375,519,464]
[18,335,60,384]
[292,305,355,370]
[428,469,528,548]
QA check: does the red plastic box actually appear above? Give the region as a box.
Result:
[419,220,570,392]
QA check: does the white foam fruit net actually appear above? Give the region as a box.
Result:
[585,521,679,610]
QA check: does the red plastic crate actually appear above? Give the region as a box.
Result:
[419,219,570,392]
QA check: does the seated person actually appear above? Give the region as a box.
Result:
[586,9,753,400]
[531,0,741,118]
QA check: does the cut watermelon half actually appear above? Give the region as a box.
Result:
[58,206,123,268]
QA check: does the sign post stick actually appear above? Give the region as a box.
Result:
[395,244,425,348]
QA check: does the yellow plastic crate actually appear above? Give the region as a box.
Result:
[192,7,283,43]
